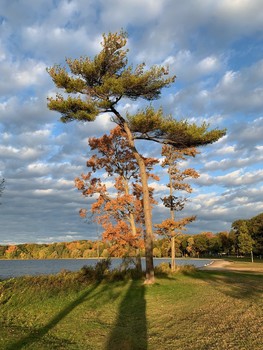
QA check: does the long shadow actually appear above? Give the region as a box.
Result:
[6,282,101,350]
[183,269,263,300]
[106,279,147,350]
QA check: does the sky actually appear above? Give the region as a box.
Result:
[0,0,263,245]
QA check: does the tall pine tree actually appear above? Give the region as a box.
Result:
[47,31,226,283]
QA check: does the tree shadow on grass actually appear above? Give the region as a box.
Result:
[183,269,263,300]
[6,282,102,350]
[106,279,147,350]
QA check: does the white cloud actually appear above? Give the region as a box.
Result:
[203,147,263,171]
[218,0,263,33]
[211,61,263,114]
[100,0,165,25]
[0,0,263,243]
[34,189,54,195]
[197,169,263,188]
[215,145,235,155]
[0,57,48,96]
[22,25,97,62]
[149,182,167,193]
[0,146,43,161]
[163,52,222,83]
[169,60,263,119]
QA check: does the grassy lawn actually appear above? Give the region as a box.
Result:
[0,265,262,350]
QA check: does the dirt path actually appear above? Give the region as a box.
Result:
[201,259,232,270]
[202,259,263,273]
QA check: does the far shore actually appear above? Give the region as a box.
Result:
[0,257,212,261]
[1,257,263,273]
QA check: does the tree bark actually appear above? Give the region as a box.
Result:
[136,156,154,283]
[171,236,176,272]
[123,178,142,273]
[123,125,154,282]
[170,172,176,272]
[111,108,155,283]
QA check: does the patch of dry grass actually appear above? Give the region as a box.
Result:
[146,270,263,349]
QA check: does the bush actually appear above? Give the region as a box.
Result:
[79,259,143,282]
[154,262,171,276]
[109,267,143,281]
[78,259,112,282]
[177,264,197,273]
[154,263,197,277]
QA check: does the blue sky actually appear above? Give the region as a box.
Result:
[0,0,263,244]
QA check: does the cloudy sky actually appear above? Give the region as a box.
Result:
[0,0,263,245]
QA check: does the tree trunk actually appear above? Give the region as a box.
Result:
[123,177,137,237]
[111,109,155,283]
[171,236,176,271]
[170,173,176,272]
[123,178,142,273]
[122,121,155,283]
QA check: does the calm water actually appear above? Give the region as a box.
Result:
[0,258,212,279]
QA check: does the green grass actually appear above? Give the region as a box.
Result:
[0,267,262,350]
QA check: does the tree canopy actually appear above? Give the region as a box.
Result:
[47,31,225,148]
[232,213,263,255]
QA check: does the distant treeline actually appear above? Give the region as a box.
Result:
[1,212,262,259]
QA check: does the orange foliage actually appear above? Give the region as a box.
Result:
[75,126,159,256]
[161,145,199,193]
[155,216,196,237]
[5,245,17,254]
[201,231,214,239]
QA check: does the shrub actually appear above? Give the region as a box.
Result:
[177,264,197,274]
[154,262,171,276]
[78,259,112,282]
[154,263,197,277]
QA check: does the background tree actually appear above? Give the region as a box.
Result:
[231,219,255,260]
[155,216,196,266]
[156,146,199,270]
[179,235,189,257]
[193,233,210,258]
[47,31,226,283]
[207,234,222,255]
[246,213,263,256]
[230,219,243,256]
[217,231,233,255]
[236,222,254,261]
[186,236,196,257]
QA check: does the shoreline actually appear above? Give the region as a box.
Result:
[0,257,212,261]
[201,259,263,273]
[200,259,232,270]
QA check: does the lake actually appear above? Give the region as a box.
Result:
[0,258,213,279]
